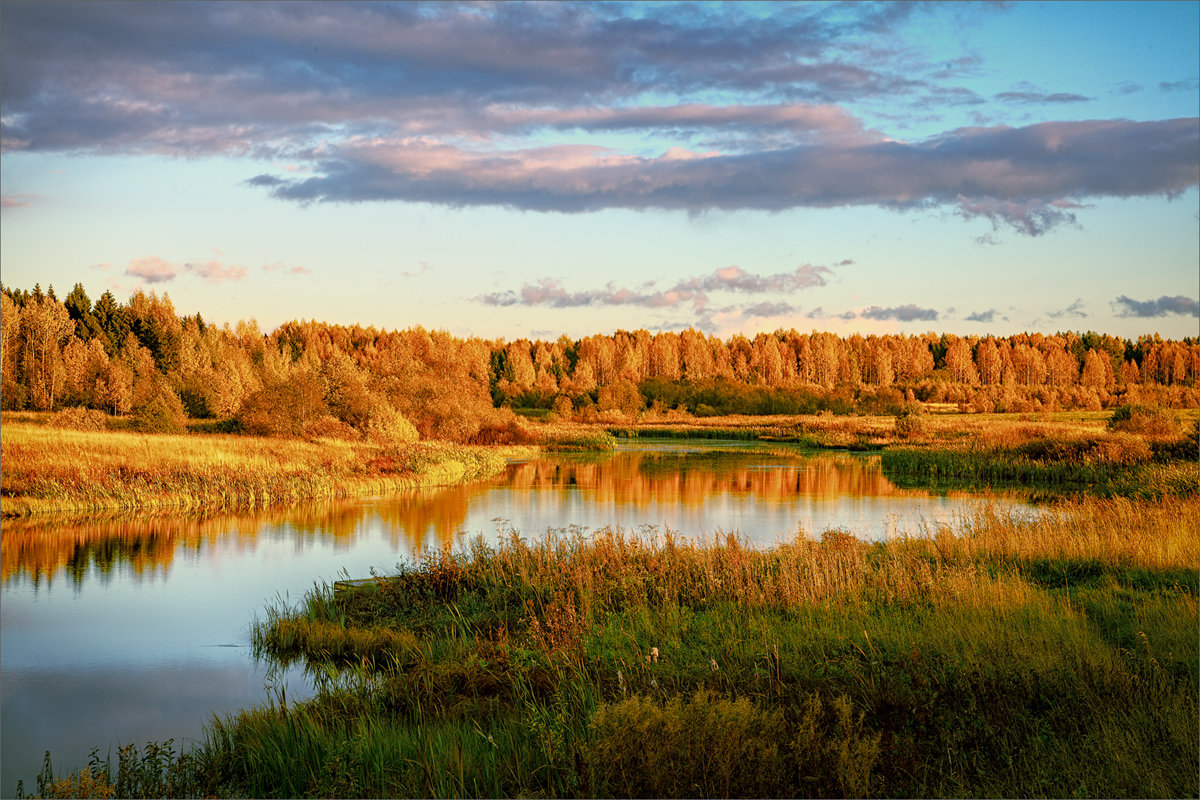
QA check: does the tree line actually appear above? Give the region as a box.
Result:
[2,283,1196,441]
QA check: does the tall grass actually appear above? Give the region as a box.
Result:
[0,422,532,516]
[188,495,1200,798]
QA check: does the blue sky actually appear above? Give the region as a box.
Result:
[1,1,1197,341]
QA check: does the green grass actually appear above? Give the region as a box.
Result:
[24,497,1187,798]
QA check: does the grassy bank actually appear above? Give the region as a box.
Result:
[0,421,535,517]
[27,496,1194,798]
[879,416,1198,498]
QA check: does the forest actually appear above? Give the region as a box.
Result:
[2,283,1197,444]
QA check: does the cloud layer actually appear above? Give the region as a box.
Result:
[478,263,835,312]
[2,2,1197,236]
[1112,295,1200,318]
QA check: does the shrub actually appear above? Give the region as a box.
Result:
[1108,404,1180,437]
[48,406,108,432]
[549,394,575,421]
[470,409,535,445]
[132,384,188,434]
[301,415,360,441]
[597,379,645,418]
[894,403,926,439]
[363,400,420,444]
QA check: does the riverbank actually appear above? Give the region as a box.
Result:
[25,495,1195,798]
[0,421,537,517]
[605,408,1199,497]
[4,407,1194,516]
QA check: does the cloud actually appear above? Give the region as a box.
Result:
[859,304,939,322]
[966,308,997,323]
[185,260,247,283]
[262,261,311,276]
[2,3,1194,236]
[0,2,971,154]
[1,193,41,208]
[742,300,799,317]
[126,256,179,284]
[259,118,1198,235]
[1112,295,1200,318]
[1159,79,1200,93]
[127,255,252,284]
[994,91,1091,105]
[955,196,1085,238]
[477,263,836,310]
[1047,298,1087,319]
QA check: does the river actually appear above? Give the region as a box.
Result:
[0,440,1039,795]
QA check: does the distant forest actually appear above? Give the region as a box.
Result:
[2,283,1197,443]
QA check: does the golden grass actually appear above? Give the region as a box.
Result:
[0,421,534,517]
[951,495,1199,571]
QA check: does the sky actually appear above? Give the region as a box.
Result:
[1,0,1197,342]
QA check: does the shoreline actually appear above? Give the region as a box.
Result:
[0,421,537,519]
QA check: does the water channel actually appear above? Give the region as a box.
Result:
[0,440,1040,795]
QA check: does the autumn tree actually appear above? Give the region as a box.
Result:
[0,292,20,408]
[944,338,979,385]
[20,296,74,409]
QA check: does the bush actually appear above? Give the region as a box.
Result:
[132,384,188,434]
[48,406,108,432]
[894,403,926,439]
[470,409,535,445]
[1108,404,1180,437]
[549,394,575,421]
[363,400,420,444]
[301,415,360,441]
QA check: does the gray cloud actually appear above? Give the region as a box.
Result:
[742,301,800,317]
[0,1,962,154]
[1112,295,1200,318]
[1159,79,1200,93]
[966,308,997,323]
[1047,298,1087,319]
[994,91,1091,105]
[260,119,1198,235]
[2,2,1193,237]
[859,304,939,322]
[477,263,836,311]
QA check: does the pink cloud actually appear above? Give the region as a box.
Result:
[185,260,248,282]
[262,261,311,275]
[1,193,40,208]
[127,255,179,283]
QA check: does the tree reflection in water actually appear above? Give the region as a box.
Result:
[1,445,1029,588]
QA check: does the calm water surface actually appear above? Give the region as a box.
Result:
[1,440,1038,795]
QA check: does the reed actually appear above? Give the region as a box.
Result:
[0,422,533,517]
[179,494,1196,799]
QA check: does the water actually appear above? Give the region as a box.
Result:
[0,440,1037,795]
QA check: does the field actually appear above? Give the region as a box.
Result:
[8,406,1198,798]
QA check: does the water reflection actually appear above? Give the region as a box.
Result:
[1,442,1044,796]
[2,444,1035,588]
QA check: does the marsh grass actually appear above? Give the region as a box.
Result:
[0,422,532,516]
[188,495,1200,798]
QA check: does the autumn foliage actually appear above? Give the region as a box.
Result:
[2,283,1197,443]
